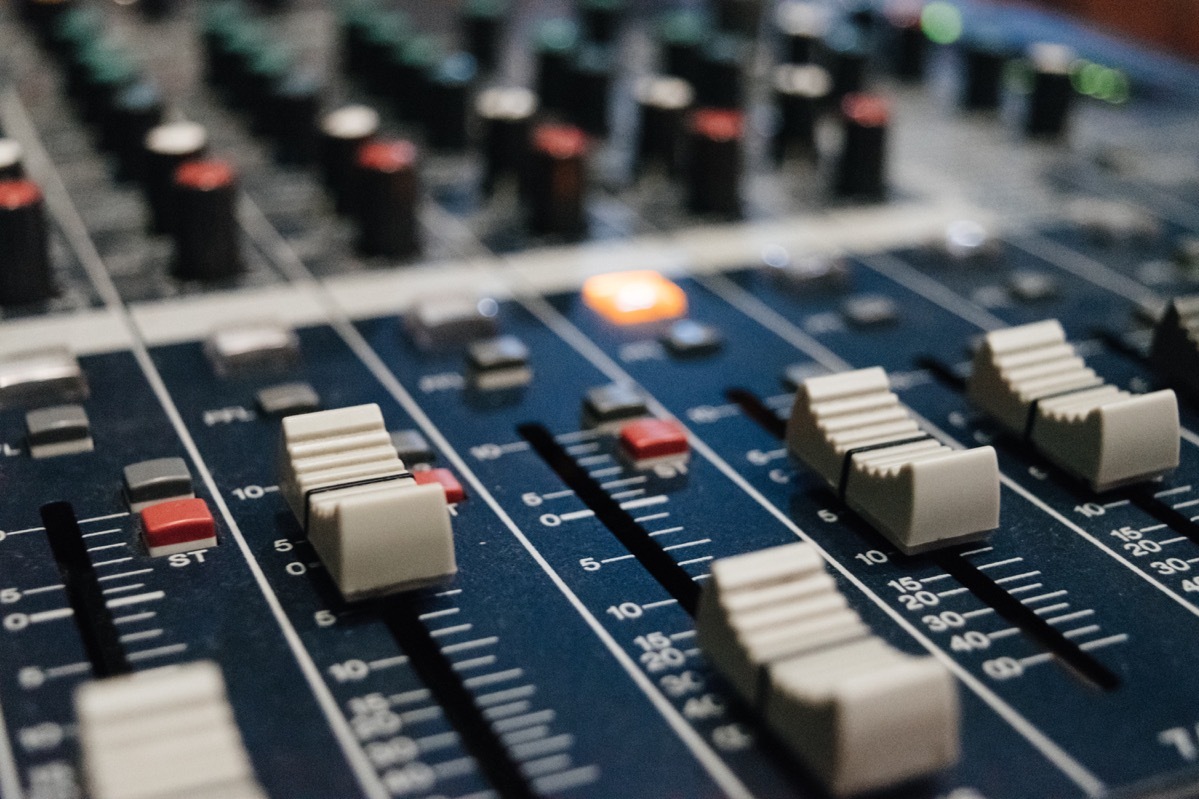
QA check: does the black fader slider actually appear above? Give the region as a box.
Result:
[108,81,164,182]
[525,123,589,239]
[142,121,209,234]
[686,108,744,218]
[354,139,421,259]
[171,159,243,282]
[462,0,507,71]
[0,179,55,306]
[834,92,889,200]
[1025,42,1075,139]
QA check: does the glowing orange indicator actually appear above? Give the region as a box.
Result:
[582,270,687,325]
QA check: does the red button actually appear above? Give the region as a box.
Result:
[620,418,689,461]
[412,469,467,504]
[140,498,216,553]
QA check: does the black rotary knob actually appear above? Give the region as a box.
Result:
[697,34,746,109]
[716,0,764,36]
[355,139,421,259]
[635,75,694,175]
[775,1,827,65]
[824,25,869,99]
[534,19,580,114]
[142,121,209,234]
[0,139,25,180]
[579,0,627,44]
[834,92,888,199]
[885,5,927,82]
[425,53,477,152]
[686,109,743,218]
[269,72,322,165]
[318,104,380,215]
[961,35,1009,111]
[525,123,589,238]
[462,0,506,71]
[107,80,164,181]
[476,87,538,196]
[568,44,614,136]
[0,179,54,306]
[657,10,707,86]
[171,159,243,282]
[772,63,831,163]
[1026,43,1074,139]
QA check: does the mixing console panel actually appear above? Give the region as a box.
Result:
[3,0,1199,797]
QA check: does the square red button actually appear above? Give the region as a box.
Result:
[412,468,467,504]
[140,498,217,557]
[619,418,689,464]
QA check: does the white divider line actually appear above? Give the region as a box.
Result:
[236,198,759,799]
[0,88,392,799]
[516,291,1106,798]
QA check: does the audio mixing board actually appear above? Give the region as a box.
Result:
[3,0,1199,798]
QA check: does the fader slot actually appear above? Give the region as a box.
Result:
[40,501,130,678]
[378,598,536,799]
[519,423,702,615]
[934,552,1120,691]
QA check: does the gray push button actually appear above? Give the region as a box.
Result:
[257,382,320,416]
[407,296,499,351]
[466,335,532,390]
[26,404,93,459]
[663,320,723,358]
[391,430,435,465]
[124,457,194,512]
[204,323,300,377]
[583,383,649,429]
[0,347,89,410]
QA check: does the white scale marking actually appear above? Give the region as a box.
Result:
[558,509,596,522]
[97,568,153,582]
[1173,498,1199,510]
[1,88,393,799]
[619,495,668,510]
[22,584,65,595]
[430,624,474,638]
[1019,652,1055,668]
[600,554,635,564]
[1079,634,1129,651]
[101,584,145,595]
[28,608,74,624]
[112,612,156,624]
[678,556,714,566]
[77,512,131,525]
[589,466,623,478]
[419,607,461,620]
[435,589,463,597]
[368,655,409,671]
[533,766,600,794]
[963,608,996,618]
[119,629,164,643]
[92,557,134,567]
[1021,590,1069,605]
[987,628,1020,640]
[493,710,556,733]
[390,689,432,706]
[1008,583,1044,595]
[415,732,459,752]
[451,655,498,671]
[566,443,600,455]
[483,701,531,720]
[977,557,1023,570]
[649,527,684,537]
[105,591,165,609]
[463,669,524,688]
[511,734,574,760]
[663,539,711,551]
[601,476,646,489]
[399,707,443,724]
[610,489,645,500]
[476,685,536,705]
[1159,537,1189,547]
[1063,625,1102,639]
[542,490,575,500]
[994,571,1042,584]
[937,587,969,598]
[633,512,669,523]
[86,542,127,552]
[1156,486,1193,498]
[441,636,499,655]
[576,454,612,466]
[126,643,188,662]
[641,599,678,610]
[80,528,124,538]
[45,662,91,679]
[1034,603,1072,616]
[1046,610,1095,625]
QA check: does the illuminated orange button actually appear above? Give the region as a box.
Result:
[582,271,687,326]
[412,468,467,504]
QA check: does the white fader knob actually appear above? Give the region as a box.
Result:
[697,543,959,796]
[75,661,267,799]
[786,367,1000,553]
[969,319,1179,491]
[279,404,456,600]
